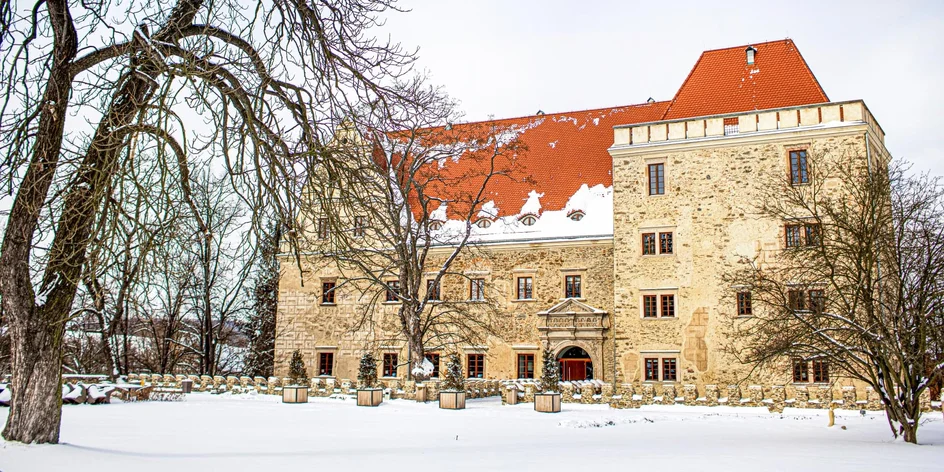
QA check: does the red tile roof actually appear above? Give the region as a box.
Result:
[662,39,828,120]
[411,40,827,222]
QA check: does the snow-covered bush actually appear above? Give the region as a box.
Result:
[441,353,464,392]
[539,347,560,394]
[357,352,378,389]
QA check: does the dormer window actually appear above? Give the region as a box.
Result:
[746,46,757,65]
[568,210,585,221]
[519,215,537,226]
[476,219,492,229]
[429,221,443,231]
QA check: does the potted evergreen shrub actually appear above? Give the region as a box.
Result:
[283,350,309,403]
[438,353,466,410]
[356,352,383,406]
[534,347,561,413]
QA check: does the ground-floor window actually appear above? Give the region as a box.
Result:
[793,359,829,383]
[467,354,484,378]
[318,352,334,376]
[517,354,535,379]
[382,353,398,378]
[425,353,440,378]
[644,356,677,382]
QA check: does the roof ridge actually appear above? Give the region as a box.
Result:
[697,38,795,55]
[450,101,671,128]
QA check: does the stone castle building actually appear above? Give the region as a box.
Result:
[275,39,891,389]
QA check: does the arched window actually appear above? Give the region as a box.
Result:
[476,219,492,229]
[519,215,537,226]
[429,221,443,231]
[568,210,585,221]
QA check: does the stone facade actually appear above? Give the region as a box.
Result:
[276,100,894,395]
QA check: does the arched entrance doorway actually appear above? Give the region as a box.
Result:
[557,346,593,381]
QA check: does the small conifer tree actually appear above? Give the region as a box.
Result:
[358,352,378,389]
[441,353,465,392]
[539,347,560,394]
[288,349,309,386]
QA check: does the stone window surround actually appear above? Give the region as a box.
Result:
[319,277,338,306]
[511,268,537,302]
[784,144,811,187]
[639,287,679,319]
[382,279,401,305]
[639,224,677,257]
[381,351,399,378]
[559,268,587,301]
[464,270,490,302]
[640,350,681,383]
[643,156,668,197]
[730,284,754,318]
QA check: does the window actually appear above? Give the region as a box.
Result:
[517,354,535,379]
[467,354,484,378]
[792,359,809,383]
[385,280,400,302]
[788,289,806,311]
[737,292,753,316]
[470,278,485,301]
[317,218,329,239]
[723,117,739,136]
[519,215,537,226]
[659,232,673,254]
[808,289,825,314]
[516,276,533,300]
[382,353,398,378]
[426,279,440,301]
[476,219,492,228]
[804,223,821,246]
[645,358,659,381]
[789,150,809,185]
[568,210,585,221]
[642,233,656,255]
[643,295,658,318]
[429,221,443,231]
[353,216,366,237]
[648,163,665,195]
[785,225,802,248]
[564,275,581,299]
[660,294,675,318]
[321,281,336,305]
[812,359,829,383]
[425,353,440,378]
[318,352,334,376]
[662,358,677,382]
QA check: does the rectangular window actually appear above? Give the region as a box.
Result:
[659,232,673,254]
[644,358,659,381]
[805,223,821,246]
[382,353,398,378]
[353,215,366,238]
[785,224,802,248]
[788,289,806,311]
[516,276,533,300]
[812,360,829,383]
[321,281,336,305]
[661,294,675,318]
[808,289,825,314]
[737,292,753,316]
[793,360,809,383]
[642,233,657,255]
[517,354,535,379]
[648,163,665,195]
[790,150,809,185]
[643,295,658,318]
[318,217,329,239]
[426,279,440,301]
[467,354,484,379]
[425,353,440,378]
[662,358,677,382]
[723,117,739,136]
[565,275,582,299]
[319,352,334,376]
[385,280,400,302]
[470,278,485,301]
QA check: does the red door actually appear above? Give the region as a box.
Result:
[560,359,588,381]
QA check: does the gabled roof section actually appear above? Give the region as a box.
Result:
[662,39,828,120]
[538,298,607,315]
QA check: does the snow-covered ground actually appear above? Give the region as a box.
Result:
[1,394,942,471]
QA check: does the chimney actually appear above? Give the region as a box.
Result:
[746,46,757,65]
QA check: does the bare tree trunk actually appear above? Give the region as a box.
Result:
[0,0,77,444]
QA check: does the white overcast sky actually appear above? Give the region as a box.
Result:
[379,0,944,176]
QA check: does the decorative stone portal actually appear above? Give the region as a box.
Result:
[537,299,609,381]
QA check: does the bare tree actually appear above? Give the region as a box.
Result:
[0,0,416,443]
[304,93,527,381]
[725,152,944,444]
